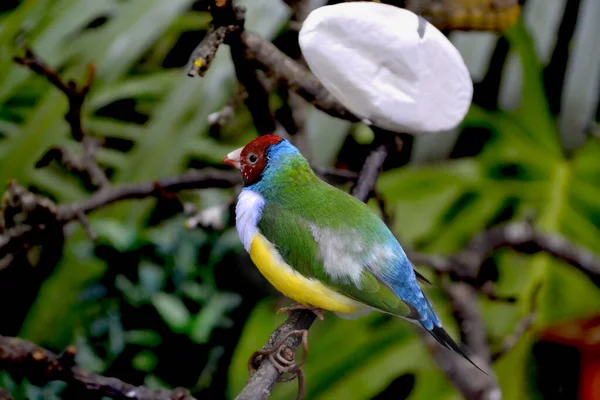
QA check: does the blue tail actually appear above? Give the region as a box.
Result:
[421,296,488,375]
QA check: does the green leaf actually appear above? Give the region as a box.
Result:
[92,219,140,252]
[539,259,600,325]
[124,330,163,347]
[132,350,158,372]
[151,292,191,333]
[504,21,561,156]
[87,70,181,110]
[494,332,537,400]
[139,262,166,294]
[190,293,242,344]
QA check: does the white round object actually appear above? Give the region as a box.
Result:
[298,3,473,134]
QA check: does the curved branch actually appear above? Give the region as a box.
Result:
[0,336,196,400]
[241,31,359,122]
[410,220,600,282]
[56,169,241,220]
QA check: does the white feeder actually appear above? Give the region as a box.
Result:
[298,2,473,134]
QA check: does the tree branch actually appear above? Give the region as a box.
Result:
[56,169,240,220]
[491,284,540,362]
[234,310,316,400]
[188,0,280,135]
[410,220,600,282]
[207,85,248,132]
[241,31,359,122]
[15,49,109,189]
[420,283,500,400]
[14,49,92,142]
[0,170,240,261]
[351,131,401,202]
[187,24,239,78]
[0,336,196,400]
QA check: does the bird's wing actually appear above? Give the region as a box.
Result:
[257,192,430,323]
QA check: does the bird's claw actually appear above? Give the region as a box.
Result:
[277,303,325,320]
[248,329,309,379]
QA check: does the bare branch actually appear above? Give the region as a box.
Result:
[241,31,359,122]
[81,136,110,189]
[56,169,240,221]
[351,131,399,202]
[15,49,109,190]
[491,284,540,361]
[187,25,239,77]
[0,171,240,262]
[420,283,500,400]
[234,310,316,400]
[276,86,310,157]
[189,0,279,135]
[0,336,196,400]
[207,85,248,130]
[14,49,94,142]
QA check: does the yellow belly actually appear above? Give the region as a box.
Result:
[249,233,360,314]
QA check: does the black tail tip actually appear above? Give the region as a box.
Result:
[428,326,489,376]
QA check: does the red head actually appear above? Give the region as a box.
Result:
[222,135,284,184]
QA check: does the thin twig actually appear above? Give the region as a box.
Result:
[241,31,359,122]
[81,136,110,189]
[189,0,278,135]
[14,49,94,142]
[419,282,499,399]
[0,171,240,259]
[207,85,248,129]
[373,190,393,228]
[276,87,310,157]
[351,131,397,202]
[223,2,278,135]
[187,25,239,77]
[15,48,109,190]
[491,312,536,362]
[56,169,240,220]
[273,0,312,156]
[0,336,197,400]
[491,284,541,361]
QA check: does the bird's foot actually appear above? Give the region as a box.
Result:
[248,329,309,378]
[277,303,325,320]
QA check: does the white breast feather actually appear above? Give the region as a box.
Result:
[236,189,265,252]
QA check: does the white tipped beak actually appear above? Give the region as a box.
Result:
[222,147,243,170]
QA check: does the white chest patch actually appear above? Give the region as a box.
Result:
[235,189,265,252]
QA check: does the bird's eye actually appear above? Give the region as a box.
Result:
[248,154,258,164]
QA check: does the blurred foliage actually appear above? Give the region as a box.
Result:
[0,1,599,400]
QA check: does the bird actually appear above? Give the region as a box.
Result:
[222,134,485,373]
